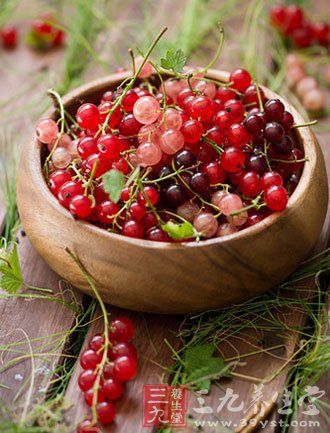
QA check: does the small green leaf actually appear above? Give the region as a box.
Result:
[0,244,24,294]
[160,49,187,73]
[183,344,231,391]
[161,220,195,241]
[102,169,125,203]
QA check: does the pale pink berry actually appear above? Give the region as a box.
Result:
[136,56,154,78]
[295,76,317,98]
[159,108,183,130]
[48,133,72,152]
[217,223,238,237]
[194,80,217,99]
[211,190,227,208]
[136,142,162,166]
[159,129,184,155]
[285,53,303,69]
[36,119,59,144]
[226,211,248,227]
[52,147,72,169]
[68,139,79,158]
[193,212,218,238]
[159,80,182,103]
[138,124,162,145]
[286,66,305,88]
[302,88,325,111]
[177,201,199,223]
[218,193,243,216]
[133,96,160,125]
[128,152,138,168]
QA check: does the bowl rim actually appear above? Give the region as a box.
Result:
[30,68,316,250]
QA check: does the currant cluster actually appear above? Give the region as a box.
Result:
[286,53,326,112]
[270,4,329,48]
[77,316,137,433]
[37,64,305,242]
[0,13,65,50]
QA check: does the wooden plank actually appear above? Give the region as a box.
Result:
[65,307,181,432]
[0,230,83,408]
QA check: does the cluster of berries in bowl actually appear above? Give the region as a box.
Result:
[270,4,329,48]
[37,66,305,242]
[77,316,137,432]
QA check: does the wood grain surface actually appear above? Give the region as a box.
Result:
[0,1,329,433]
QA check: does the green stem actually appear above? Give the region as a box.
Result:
[202,135,224,154]
[292,120,317,129]
[200,23,225,72]
[100,27,168,134]
[65,248,111,425]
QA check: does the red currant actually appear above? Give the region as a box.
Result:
[229,68,252,92]
[264,185,288,211]
[77,419,99,433]
[221,147,245,172]
[78,370,97,392]
[102,377,124,400]
[114,355,137,381]
[80,349,102,370]
[109,317,135,343]
[49,170,71,196]
[96,401,116,425]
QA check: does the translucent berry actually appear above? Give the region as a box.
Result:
[160,130,185,155]
[218,193,243,215]
[36,119,59,144]
[193,212,218,238]
[137,142,163,166]
[176,201,199,223]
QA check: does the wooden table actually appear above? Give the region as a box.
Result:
[0,1,329,432]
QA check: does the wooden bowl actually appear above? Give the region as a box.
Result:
[17,70,328,314]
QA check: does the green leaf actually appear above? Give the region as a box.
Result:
[183,344,231,391]
[0,244,24,294]
[160,49,187,73]
[161,220,195,241]
[102,169,125,203]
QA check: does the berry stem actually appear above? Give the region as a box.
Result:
[200,23,225,73]
[230,194,266,216]
[202,135,224,154]
[254,80,264,112]
[65,248,111,425]
[270,157,308,164]
[292,120,317,129]
[171,160,220,212]
[100,27,168,134]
